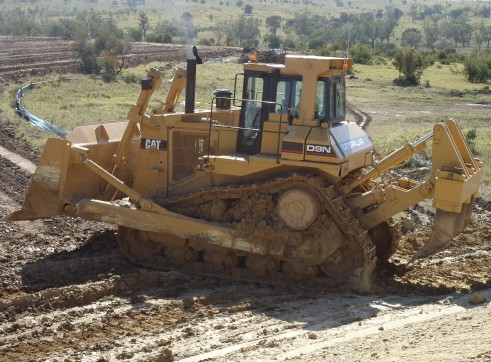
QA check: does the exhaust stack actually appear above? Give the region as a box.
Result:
[185,45,202,114]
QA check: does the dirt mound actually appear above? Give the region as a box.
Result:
[0,121,39,163]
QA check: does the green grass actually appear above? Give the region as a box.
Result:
[348,62,490,186]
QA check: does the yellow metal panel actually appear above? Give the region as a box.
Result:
[217,129,239,154]
[280,126,311,161]
[208,153,282,176]
[261,132,281,155]
[433,171,482,212]
[261,121,288,155]
[305,127,340,163]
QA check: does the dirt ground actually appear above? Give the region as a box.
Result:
[0,37,490,361]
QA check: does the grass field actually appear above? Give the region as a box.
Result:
[1,59,489,186]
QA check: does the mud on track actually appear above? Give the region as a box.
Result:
[0,39,490,360]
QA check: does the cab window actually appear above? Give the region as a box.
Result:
[329,77,346,121]
[239,75,265,147]
[316,81,327,121]
[275,79,302,115]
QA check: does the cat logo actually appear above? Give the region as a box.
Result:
[306,144,334,156]
[140,138,167,151]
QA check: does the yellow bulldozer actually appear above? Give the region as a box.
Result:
[4,48,482,290]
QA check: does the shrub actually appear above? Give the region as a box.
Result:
[392,48,428,86]
[465,128,478,153]
[122,73,140,84]
[464,53,491,83]
[349,45,373,65]
[374,43,397,58]
[435,48,465,65]
[127,27,143,42]
[197,37,214,45]
[283,38,296,49]
[315,46,331,56]
[102,72,117,83]
[145,32,157,42]
[295,41,308,51]
[78,45,101,74]
[308,37,327,50]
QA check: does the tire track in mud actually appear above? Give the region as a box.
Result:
[347,101,372,130]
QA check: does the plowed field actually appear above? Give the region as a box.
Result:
[0,36,241,86]
[0,36,489,361]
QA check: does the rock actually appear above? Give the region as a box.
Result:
[308,332,318,339]
[468,292,487,305]
[156,348,174,362]
[402,216,415,233]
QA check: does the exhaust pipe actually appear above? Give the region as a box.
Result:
[185,45,202,114]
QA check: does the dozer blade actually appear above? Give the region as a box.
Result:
[411,199,473,262]
[2,138,70,222]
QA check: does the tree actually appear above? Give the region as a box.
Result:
[464,53,491,83]
[442,18,474,47]
[308,37,326,50]
[422,16,440,51]
[392,48,428,86]
[139,13,149,41]
[154,20,179,43]
[233,15,261,46]
[349,44,373,65]
[244,4,253,15]
[72,16,130,76]
[212,19,230,45]
[72,24,100,74]
[284,11,325,38]
[409,3,420,22]
[128,27,143,42]
[94,18,131,75]
[265,15,281,36]
[401,28,422,49]
[264,34,281,48]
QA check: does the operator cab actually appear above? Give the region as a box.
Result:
[237,55,349,155]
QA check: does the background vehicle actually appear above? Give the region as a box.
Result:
[4,48,482,290]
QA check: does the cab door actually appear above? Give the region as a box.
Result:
[237,73,267,155]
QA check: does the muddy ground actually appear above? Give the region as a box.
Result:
[0,37,490,361]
